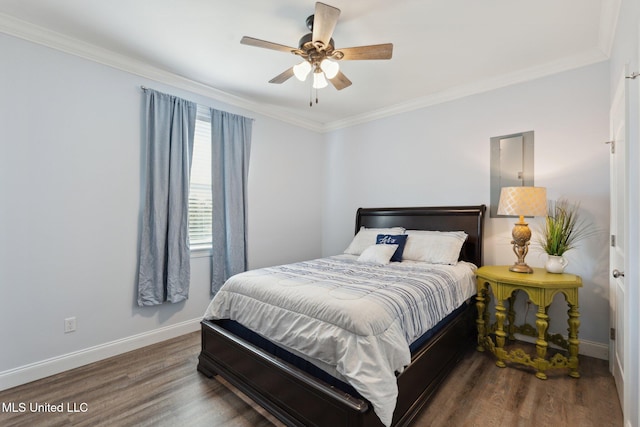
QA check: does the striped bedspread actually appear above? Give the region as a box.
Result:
[204,255,476,426]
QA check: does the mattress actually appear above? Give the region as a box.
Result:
[204,255,476,426]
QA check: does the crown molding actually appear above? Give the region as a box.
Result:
[323,48,609,132]
[324,0,620,132]
[597,0,622,57]
[0,12,325,133]
[0,5,618,135]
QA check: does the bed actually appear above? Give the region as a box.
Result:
[198,205,486,427]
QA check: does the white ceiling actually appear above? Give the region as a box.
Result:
[0,0,618,131]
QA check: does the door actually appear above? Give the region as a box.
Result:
[609,68,628,407]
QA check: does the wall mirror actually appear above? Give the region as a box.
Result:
[490,131,534,217]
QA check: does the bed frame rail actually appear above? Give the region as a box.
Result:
[198,320,382,427]
[198,300,475,427]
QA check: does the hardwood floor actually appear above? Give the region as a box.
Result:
[0,332,622,427]
[417,341,623,427]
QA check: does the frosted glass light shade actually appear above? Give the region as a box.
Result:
[320,59,339,79]
[313,72,328,89]
[293,61,311,81]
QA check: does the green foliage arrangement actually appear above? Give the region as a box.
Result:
[537,199,593,256]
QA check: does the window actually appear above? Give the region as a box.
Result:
[188,106,212,249]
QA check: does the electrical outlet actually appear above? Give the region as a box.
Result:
[64,317,76,333]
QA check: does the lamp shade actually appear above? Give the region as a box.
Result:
[497,187,547,217]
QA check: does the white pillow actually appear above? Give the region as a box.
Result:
[402,230,468,265]
[344,227,405,255]
[357,244,399,265]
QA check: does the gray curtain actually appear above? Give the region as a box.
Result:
[137,89,197,306]
[210,109,253,294]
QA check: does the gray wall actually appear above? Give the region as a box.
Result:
[322,62,611,352]
[0,33,325,382]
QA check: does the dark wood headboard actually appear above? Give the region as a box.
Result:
[355,205,486,266]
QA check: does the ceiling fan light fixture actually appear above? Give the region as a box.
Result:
[320,59,339,79]
[241,2,392,97]
[293,61,312,81]
[312,71,328,89]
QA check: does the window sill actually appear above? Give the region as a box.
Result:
[190,246,212,258]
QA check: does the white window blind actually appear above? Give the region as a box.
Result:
[189,106,212,249]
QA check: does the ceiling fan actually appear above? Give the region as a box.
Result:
[240,2,393,97]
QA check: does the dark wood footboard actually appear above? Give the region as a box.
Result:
[198,300,476,427]
[198,319,381,427]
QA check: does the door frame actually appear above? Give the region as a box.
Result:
[609,69,626,405]
[621,55,640,427]
[625,75,640,427]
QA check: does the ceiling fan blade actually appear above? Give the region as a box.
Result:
[329,71,352,91]
[312,2,341,49]
[269,67,295,84]
[337,43,393,60]
[241,36,296,53]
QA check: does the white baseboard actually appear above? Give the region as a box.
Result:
[0,318,202,392]
[513,333,609,360]
[1,322,609,393]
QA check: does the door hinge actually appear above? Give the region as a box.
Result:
[605,140,615,154]
[611,235,616,247]
[610,328,616,340]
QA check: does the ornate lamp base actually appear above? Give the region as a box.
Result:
[509,261,534,274]
[509,219,534,274]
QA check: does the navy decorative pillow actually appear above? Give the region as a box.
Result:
[376,234,408,262]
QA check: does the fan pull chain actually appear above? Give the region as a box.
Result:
[308,78,320,107]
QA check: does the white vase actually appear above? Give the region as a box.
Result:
[545,255,568,273]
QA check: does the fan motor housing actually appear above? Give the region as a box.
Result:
[298,33,335,52]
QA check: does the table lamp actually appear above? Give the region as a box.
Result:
[497,186,547,273]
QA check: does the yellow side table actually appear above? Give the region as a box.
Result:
[475,265,582,379]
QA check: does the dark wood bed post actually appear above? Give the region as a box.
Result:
[198,205,486,427]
